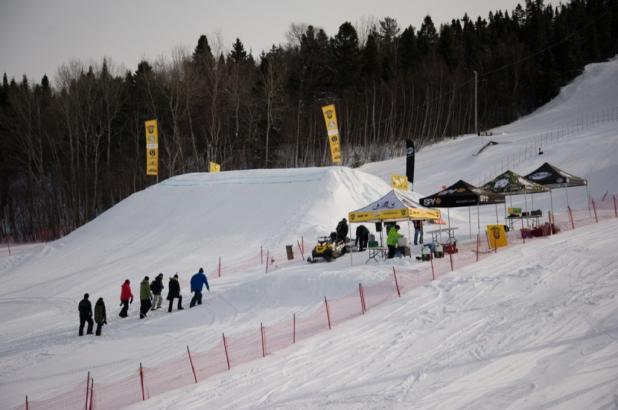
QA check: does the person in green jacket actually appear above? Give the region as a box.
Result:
[387,224,403,259]
[140,276,152,319]
[94,297,107,336]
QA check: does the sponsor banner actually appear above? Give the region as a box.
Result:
[406,139,415,188]
[391,174,409,191]
[321,104,342,164]
[144,119,158,176]
[209,162,221,173]
[349,207,440,223]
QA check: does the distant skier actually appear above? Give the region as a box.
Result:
[336,218,349,242]
[167,273,184,312]
[78,293,94,336]
[190,268,210,308]
[355,224,369,251]
[94,297,107,336]
[150,273,164,310]
[119,279,133,318]
[140,276,152,319]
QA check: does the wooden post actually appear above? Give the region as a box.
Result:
[358,283,366,314]
[292,313,296,344]
[222,333,231,370]
[297,240,304,260]
[85,371,90,410]
[592,199,598,223]
[139,363,145,401]
[568,206,575,229]
[392,267,401,297]
[265,250,269,273]
[324,297,331,330]
[88,378,94,410]
[261,246,263,265]
[187,345,198,383]
[218,256,221,278]
[260,323,266,358]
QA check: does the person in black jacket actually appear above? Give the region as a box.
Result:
[355,225,370,251]
[150,273,164,310]
[94,297,107,336]
[78,293,94,336]
[166,273,184,312]
[336,218,349,242]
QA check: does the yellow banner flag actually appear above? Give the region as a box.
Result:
[391,174,409,191]
[209,162,221,173]
[144,119,158,176]
[321,104,342,164]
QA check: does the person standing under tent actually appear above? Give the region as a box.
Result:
[94,297,107,336]
[387,225,404,259]
[336,218,349,242]
[355,224,370,251]
[167,273,184,312]
[140,276,152,319]
[150,273,164,310]
[190,268,210,308]
[119,279,133,318]
[413,220,424,245]
[78,293,94,336]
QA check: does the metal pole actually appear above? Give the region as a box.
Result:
[474,70,479,136]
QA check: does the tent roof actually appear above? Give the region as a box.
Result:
[524,162,587,188]
[481,170,549,195]
[420,180,505,208]
[348,189,441,223]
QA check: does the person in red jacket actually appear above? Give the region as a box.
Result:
[119,279,133,318]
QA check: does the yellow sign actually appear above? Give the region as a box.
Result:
[486,224,508,249]
[209,162,221,173]
[321,104,342,164]
[144,119,158,176]
[391,175,409,191]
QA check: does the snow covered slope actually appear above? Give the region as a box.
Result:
[1,57,617,410]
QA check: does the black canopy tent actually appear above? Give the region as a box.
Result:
[420,180,506,238]
[524,162,589,215]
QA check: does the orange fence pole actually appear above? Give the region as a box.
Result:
[292,313,296,344]
[139,363,145,401]
[260,323,266,358]
[592,199,598,223]
[88,378,94,410]
[85,371,90,410]
[218,256,221,278]
[187,346,198,383]
[568,206,575,229]
[392,267,401,297]
[222,333,231,370]
[430,254,436,280]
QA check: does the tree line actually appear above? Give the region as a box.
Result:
[1,0,616,241]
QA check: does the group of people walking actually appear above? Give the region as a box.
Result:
[78,268,210,336]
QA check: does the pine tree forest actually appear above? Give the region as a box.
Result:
[1,0,617,241]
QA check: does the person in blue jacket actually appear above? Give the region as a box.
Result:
[190,267,210,308]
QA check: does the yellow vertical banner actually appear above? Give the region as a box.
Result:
[321,104,342,164]
[144,119,158,176]
[391,174,409,190]
[209,162,221,173]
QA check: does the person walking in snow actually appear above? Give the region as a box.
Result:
[190,268,210,308]
[140,276,152,319]
[78,293,94,336]
[355,224,370,251]
[150,273,164,310]
[387,224,404,259]
[166,273,184,312]
[336,218,349,242]
[94,297,107,336]
[119,279,133,318]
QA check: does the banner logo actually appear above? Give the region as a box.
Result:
[144,119,158,176]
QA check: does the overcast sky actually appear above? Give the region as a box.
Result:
[0,0,563,84]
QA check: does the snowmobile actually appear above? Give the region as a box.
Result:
[307,234,348,263]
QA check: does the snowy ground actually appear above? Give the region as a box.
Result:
[0,58,617,409]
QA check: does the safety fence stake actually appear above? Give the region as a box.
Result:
[88,378,94,410]
[265,250,270,273]
[568,206,575,230]
[260,322,266,358]
[358,283,366,314]
[25,396,29,410]
[475,234,480,262]
[301,236,304,254]
[139,363,145,401]
[392,267,401,297]
[430,254,436,281]
[292,313,296,344]
[218,257,221,278]
[324,297,332,330]
[297,240,304,260]
[592,199,598,223]
[85,371,90,410]
[260,246,263,265]
[449,252,454,272]
[187,346,198,383]
[613,195,617,218]
[521,217,526,244]
[222,333,231,370]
